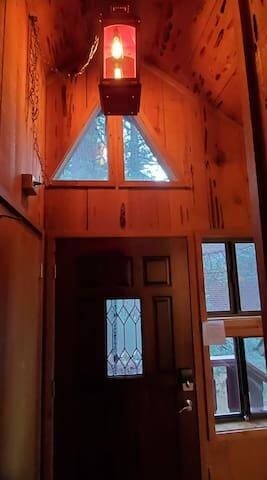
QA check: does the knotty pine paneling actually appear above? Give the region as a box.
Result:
[28,0,96,75]
[0,0,6,116]
[0,0,46,227]
[148,0,242,124]
[208,432,267,480]
[0,219,42,480]
[202,104,250,230]
[29,0,241,121]
[46,67,99,179]
[248,0,267,150]
[45,189,88,233]
[141,66,191,180]
[45,66,250,236]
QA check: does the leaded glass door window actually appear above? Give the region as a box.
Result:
[106,298,143,377]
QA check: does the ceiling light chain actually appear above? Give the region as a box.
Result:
[28,15,48,185]
[43,34,99,78]
[28,15,99,185]
[71,35,99,78]
[28,15,99,79]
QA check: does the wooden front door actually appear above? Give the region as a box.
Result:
[54,237,201,480]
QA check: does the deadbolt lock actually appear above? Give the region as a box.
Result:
[177,368,194,392]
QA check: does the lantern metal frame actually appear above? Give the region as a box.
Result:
[98,6,141,116]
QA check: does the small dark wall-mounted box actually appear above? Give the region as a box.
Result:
[21,174,38,196]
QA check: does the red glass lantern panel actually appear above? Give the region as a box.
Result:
[103,24,137,80]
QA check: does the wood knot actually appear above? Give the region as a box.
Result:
[214,147,226,166]
[120,203,126,229]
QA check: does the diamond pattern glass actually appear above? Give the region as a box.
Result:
[106,298,143,377]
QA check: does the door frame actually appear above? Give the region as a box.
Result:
[41,233,208,480]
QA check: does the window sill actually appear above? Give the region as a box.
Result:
[207,315,262,337]
[118,181,191,189]
[216,418,267,434]
[47,180,192,190]
[47,181,116,189]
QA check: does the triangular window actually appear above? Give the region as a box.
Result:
[55,112,108,180]
[123,116,170,182]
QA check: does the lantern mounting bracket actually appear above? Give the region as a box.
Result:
[111,5,130,15]
[101,1,136,17]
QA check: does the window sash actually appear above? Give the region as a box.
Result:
[203,239,261,317]
[202,238,264,426]
[212,336,267,422]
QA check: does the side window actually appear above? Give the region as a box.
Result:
[210,338,241,418]
[235,243,261,312]
[210,337,267,421]
[202,240,261,316]
[201,242,230,313]
[202,239,266,426]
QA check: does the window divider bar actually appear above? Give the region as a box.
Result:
[235,337,251,420]
[226,242,241,314]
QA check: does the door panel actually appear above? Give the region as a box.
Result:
[54,237,201,480]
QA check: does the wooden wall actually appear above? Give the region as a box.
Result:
[208,431,267,479]
[43,2,267,477]
[0,219,43,480]
[43,59,267,479]
[223,4,267,478]
[0,1,266,479]
[0,2,45,479]
[238,0,267,345]
[0,0,46,226]
[249,0,267,136]
[146,0,242,124]
[45,65,251,236]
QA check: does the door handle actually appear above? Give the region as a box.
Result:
[178,399,193,414]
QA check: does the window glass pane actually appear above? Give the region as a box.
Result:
[202,243,230,312]
[244,338,267,414]
[106,298,143,377]
[235,243,261,311]
[55,113,108,180]
[210,338,241,416]
[123,117,170,182]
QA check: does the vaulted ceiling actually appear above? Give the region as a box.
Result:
[28,0,242,124]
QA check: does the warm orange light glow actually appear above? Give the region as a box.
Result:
[103,24,137,79]
[100,21,141,115]
[111,33,124,59]
[114,67,123,79]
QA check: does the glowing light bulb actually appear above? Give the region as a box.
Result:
[114,67,123,79]
[111,35,124,59]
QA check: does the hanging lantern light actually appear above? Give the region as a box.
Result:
[99,3,141,115]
